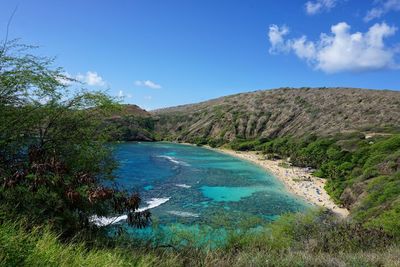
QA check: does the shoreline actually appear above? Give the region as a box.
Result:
[204,146,349,218]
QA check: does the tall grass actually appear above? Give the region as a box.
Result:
[0,222,161,267]
[2,210,400,266]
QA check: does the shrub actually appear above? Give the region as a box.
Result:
[229,139,261,151]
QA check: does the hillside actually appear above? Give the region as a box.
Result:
[152,88,400,142]
[104,104,156,141]
[112,104,150,117]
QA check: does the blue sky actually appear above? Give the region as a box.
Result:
[1,0,399,110]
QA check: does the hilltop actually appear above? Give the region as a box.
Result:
[151,88,400,142]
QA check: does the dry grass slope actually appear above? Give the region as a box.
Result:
[152,88,400,141]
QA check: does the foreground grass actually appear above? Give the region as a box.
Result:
[2,211,400,267]
[0,222,162,267]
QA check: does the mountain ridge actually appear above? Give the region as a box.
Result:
[148,87,400,143]
[151,87,398,113]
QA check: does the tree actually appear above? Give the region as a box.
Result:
[0,41,150,238]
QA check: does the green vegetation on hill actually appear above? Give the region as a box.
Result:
[215,133,400,237]
[105,105,157,141]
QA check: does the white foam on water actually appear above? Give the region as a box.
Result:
[90,197,170,226]
[136,197,170,212]
[175,184,191,189]
[167,210,199,218]
[90,214,128,226]
[157,155,190,166]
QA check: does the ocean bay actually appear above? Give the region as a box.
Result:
[110,142,308,229]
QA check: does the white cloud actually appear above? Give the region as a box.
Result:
[305,0,337,15]
[144,96,152,100]
[364,0,400,22]
[291,36,316,60]
[268,22,399,73]
[76,71,106,87]
[268,24,290,54]
[134,80,162,89]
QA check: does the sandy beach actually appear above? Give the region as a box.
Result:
[209,147,349,217]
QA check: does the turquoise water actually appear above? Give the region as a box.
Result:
[112,142,308,231]
[200,186,267,202]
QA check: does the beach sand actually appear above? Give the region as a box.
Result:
[209,147,349,217]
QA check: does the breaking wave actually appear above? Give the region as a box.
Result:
[90,197,170,226]
[136,197,170,212]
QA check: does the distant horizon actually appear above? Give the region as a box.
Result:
[1,0,400,110]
